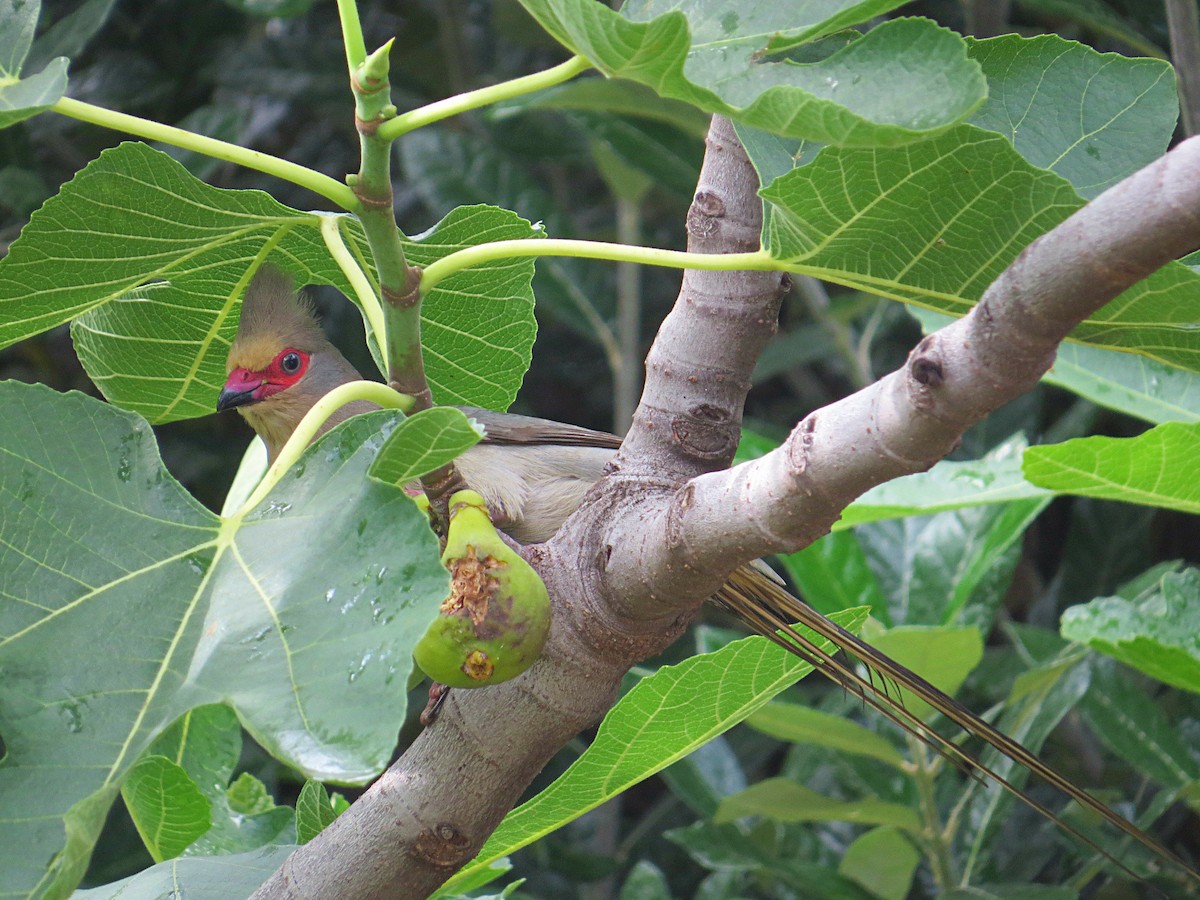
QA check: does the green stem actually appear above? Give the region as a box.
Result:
[53,97,358,210]
[380,54,593,141]
[909,737,956,890]
[234,381,415,517]
[319,214,387,345]
[421,240,779,294]
[343,38,428,408]
[336,0,368,74]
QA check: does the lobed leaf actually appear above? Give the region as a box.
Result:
[136,704,293,857]
[72,847,296,900]
[120,756,212,863]
[0,0,39,75]
[746,33,1199,374]
[0,56,67,129]
[0,385,448,897]
[295,781,344,845]
[0,143,538,420]
[403,205,541,410]
[517,0,984,147]
[0,0,68,129]
[761,125,1200,374]
[966,34,1177,199]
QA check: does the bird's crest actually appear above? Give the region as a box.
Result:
[228,266,327,372]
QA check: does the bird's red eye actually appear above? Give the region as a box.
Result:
[269,348,309,384]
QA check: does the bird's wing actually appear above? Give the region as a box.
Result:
[718,565,1197,883]
[462,407,624,449]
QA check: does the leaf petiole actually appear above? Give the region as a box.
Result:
[335,0,368,74]
[419,239,780,294]
[380,55,593,141]
[234,381,416,518]
[52,97,358,210]
[319,214,387,347]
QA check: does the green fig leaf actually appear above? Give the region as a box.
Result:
[295,781,346,845]
[759,126,1200,374]
[0,143,538,420]
[369,406,485,486]
[0,0,69,129]
[72,847,295,900]
[1023,422,1200,514]
[120,756,212,862]
[0,384,447,897]
[517,0,985,146]
[966,34,1176,199]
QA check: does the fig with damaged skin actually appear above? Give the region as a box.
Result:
[413,490,551,688]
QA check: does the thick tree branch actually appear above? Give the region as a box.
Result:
[618,116,787,483]
[252,115,771,900]
[254,124,1200,898]
[611,134,1200,605]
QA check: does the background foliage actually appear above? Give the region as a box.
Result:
[1,0,1199,898]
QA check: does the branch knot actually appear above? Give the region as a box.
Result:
[909,336,946,387]
[411,823,472,869]
[671,404,737,459]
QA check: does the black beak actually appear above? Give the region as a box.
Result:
[216,386,257,412]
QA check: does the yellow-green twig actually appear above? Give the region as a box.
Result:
[380,55,593,141]
[319,214,387,346]
[53,97,358,210]
[336,0,368,74]
[420,239,779,294]
[235,381,415,517]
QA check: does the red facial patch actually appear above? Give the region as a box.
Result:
[225,348,310,401]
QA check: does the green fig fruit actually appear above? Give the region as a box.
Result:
[413,490,552,688]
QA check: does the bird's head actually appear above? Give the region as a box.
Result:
[218,267,364,460]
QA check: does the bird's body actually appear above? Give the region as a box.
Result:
[218,269,616,542]
[219,266,1194,882]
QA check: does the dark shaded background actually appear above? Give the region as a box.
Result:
[2,0,1198,895]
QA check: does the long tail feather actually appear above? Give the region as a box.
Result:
[718,565,1199,884]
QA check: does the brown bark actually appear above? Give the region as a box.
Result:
[252,114,776,900]
[254,121,1200,898]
